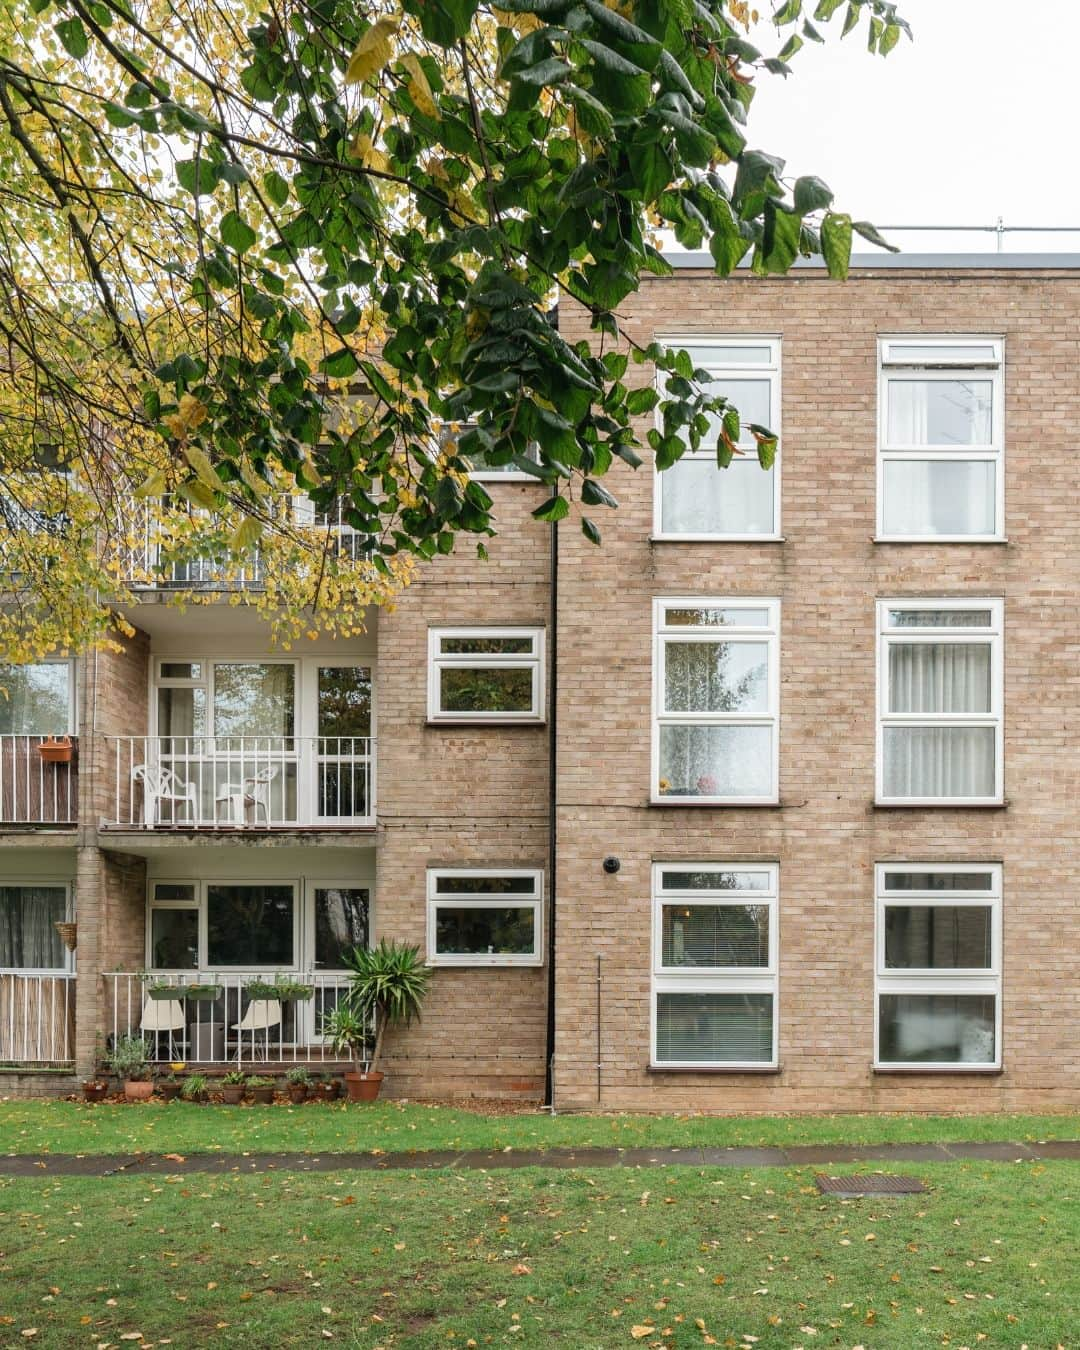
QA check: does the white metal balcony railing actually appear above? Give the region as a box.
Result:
[118,495,369,591]
[104,971,373,1067]
[0,972,76,1065]
[102,736,375,829]
[0,735,78,825]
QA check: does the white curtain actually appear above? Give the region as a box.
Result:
[888,643,990,713]
[885,643,994,797]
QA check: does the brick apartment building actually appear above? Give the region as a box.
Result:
[2,252,1078,1113]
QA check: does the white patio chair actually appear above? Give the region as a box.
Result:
[214,763,280,826]
[233,998,282,1061]
[141,997,187,1061]
[132,763,199,826]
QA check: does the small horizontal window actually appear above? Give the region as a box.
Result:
[427,870,542,966]
[428,628,544,723]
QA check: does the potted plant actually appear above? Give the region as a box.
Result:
[220,1070,247,1105]
[184,982,222,1003]
[336,939,430,1102]
[38,735,74,764]
[284,1066,311,1104]
[181,1073,208,1104]
[107,1034,154,1101]
[82,1077,109,1103]
[246,1074,275,1105]
[141,975,183,1001]
[157,1072,182,1102]
[312,1073,340,1102]
[243,976,316,1002]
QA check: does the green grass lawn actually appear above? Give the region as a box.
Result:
[0,1100,1078,1157]
[0,1159,1075,1347]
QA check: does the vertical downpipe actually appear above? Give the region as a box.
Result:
[544,518,558,1108]
[596,953,602,1105]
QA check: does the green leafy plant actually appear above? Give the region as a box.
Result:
[341,939,431,1076]
[243,977,316,1002]
[246,1075,275,1091]
[180,1073,208,1101]
[285,1066,312,1086]
[322,1006,371,1076]
[221,1070,248,1086]
[106,1034,151,1083]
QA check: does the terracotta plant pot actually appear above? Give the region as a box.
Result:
[220,1085,245,1105]
[54,921,78,952]
[38,736,73,764]
[286,1085,308,1105]
[83,1081,109,1103]
[249,1085,275,1105]
[158,1082,181,1102]
[345,1070,383,1103]
[124,1080,154,1101]
[313,1080,339,1102]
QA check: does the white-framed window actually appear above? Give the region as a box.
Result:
[439,422,542,482]
[427,628,545,723]
[652,598,779,804]
[426,869,543,966]
[651,863,778,1068]
[0,881,73,972]
[0,660,76,736]
[877,336,1004,541]
[654,338,781,540]
[875,863,1001,1069]
[876,599,1003,805]
[147,879,298,971]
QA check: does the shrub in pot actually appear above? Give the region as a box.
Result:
[157,1073,182,1102]
[108,1034,154,1101]
[181,1073,208,1104]
[312,1074,340,1102]
[333,939,431,1102]
[82,1079,109,1103]
[220,1070,247,1105]
[284,1066,311,1104]
[247,1074,275,1105]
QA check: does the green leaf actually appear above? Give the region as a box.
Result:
[581,516,602,546]
[853,219,900,253]
[176,157,221,197]
[627,139,674,205]
[626,385,660,416]
[580,478,618,509]
[220,210,257,254]
[793,175,833,215]
[760,202,802,274]
[55,18,88,59]
[820,210,852,278]
[532,494,570,522]
[264,170,290,207]
[880,21,902,55]
[320,347,358,378]
[813,0,845,18]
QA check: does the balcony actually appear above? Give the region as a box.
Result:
[0,972,75,1065]
[0,735,78,826]
[101,736,375,830]
[104,971,371,1068]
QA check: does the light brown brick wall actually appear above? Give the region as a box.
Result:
[552,266,1080,1113]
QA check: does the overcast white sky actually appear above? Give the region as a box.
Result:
[741,0,1080,253]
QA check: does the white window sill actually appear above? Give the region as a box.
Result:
[650,535,785,544]
[426,717,546,728]
[873,799,1006,810]
[647,1063,781,1075]
[470,475,543,484]
[651,797,782,808]
[872,1064,1003,1075]
[873,536,1008,545]
[427,957,543,969]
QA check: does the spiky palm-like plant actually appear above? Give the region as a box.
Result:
[341,939,430,1075]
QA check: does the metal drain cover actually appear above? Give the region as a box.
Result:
[816,1172,926,1197]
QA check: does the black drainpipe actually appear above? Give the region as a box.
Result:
[543,516,558,1107]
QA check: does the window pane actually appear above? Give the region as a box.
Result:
[878,993,996,1063]
[681,343,774,367]
[434,905,536,956]
[884,905,993,969]
[154,883,196,902]
[160,662,202,680]
[887,609,993,628]
[664,607,771,628]
[0,664,70,736]
[439,666,533,714]
[883,872,993,892]
[664,642,769,713]
[439,636,533,655]
[882,460,996,536]
[885,343,997,365]
[701,377,773,448]
[660,457,775,536]
[150,908,199,970]
[318,667,371,738]
[659,724,772,798]
[206,884,294,966]
[213,664,295,738]
[314,887,369,968]
[0,886,66,969]
[656,992,773,1063]
[883,726,996,798]
[661,904,770,967]
[659,870,770,892]
[888,643,991,714]
[157,687,206,741]
[434,875,538,895]
[886,379,993,445]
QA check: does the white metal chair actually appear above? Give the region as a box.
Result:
[132,764,199,826]
[140,997,187,1061]
[214,764,280,826]
[232,998,282,1060]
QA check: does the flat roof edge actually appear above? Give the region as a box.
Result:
[662,251,1080,271]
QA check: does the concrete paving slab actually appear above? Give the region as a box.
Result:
[944,1141,1036,1161]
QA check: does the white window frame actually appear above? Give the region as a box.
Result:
[426,868,543,967]
[427,627,545,724]
[0,879,74,974]
[0,658,77,736]
[650,863,778,1069]
[877,335,1004,542]
[876,598,1003,806]
[874,862,1002,1070]
[652,598,780,805]
[653,337,781,541]
[146,878,301,972]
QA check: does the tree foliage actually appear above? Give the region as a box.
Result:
[0,0,907,657]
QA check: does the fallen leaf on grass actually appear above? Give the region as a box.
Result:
[630,1327,653,1340]
[512,1264,532,1276]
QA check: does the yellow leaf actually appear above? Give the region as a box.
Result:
[345,18,398,86]
[348,133,390,175]
[229,515,264,553]
[238,457,270,497]
[133,469,168,499]
[630,1329,652,1341]
[182,443,220,491]
[400,52,439,120]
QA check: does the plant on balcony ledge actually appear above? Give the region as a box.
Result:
[336,938,431,1102]
[242,976,315,1002]
[220,1070,247,1105]
[184,982,223,1002]
[285,1066,312,1104]
[246,1075,275,1105]
[181,1073,209,1104]
[107,1034,153,1101]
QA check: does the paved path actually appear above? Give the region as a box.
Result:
[1,1139,1078,1177]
